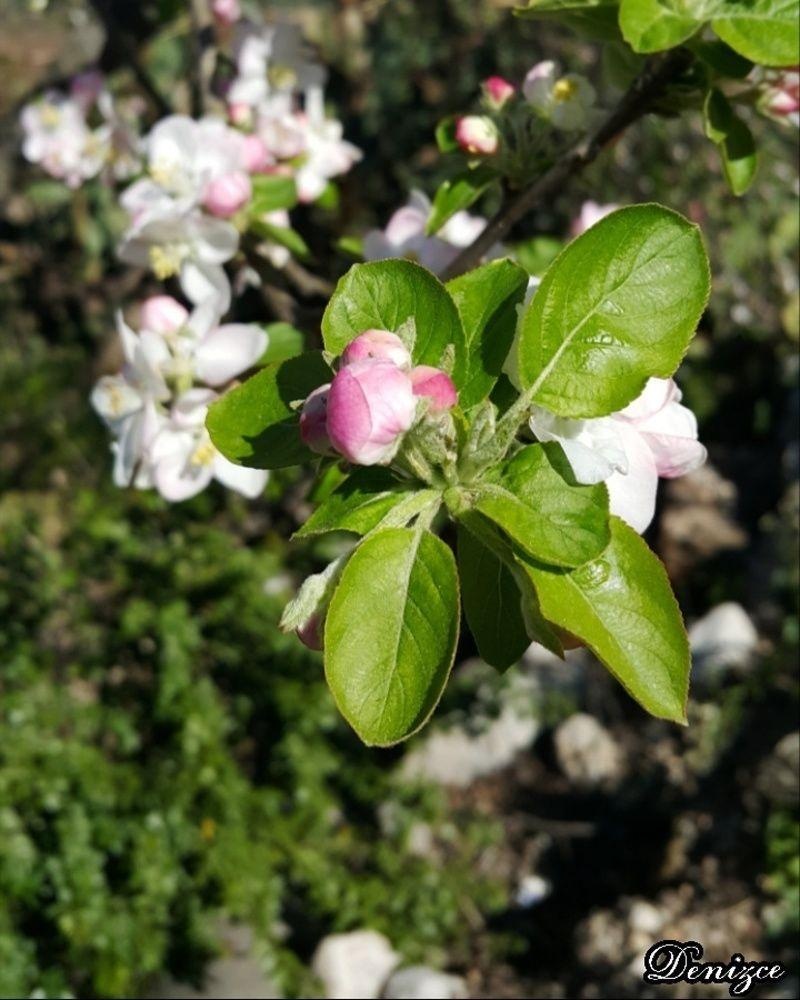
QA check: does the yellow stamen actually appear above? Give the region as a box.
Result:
[40,104,62,128]
[149,243,186,280]
[553,78,578,102]
[190,439,217,468]
[268,64,298,90]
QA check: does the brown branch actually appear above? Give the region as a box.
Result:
[187,0,212,117]
[440,48,693,281]
[283,259,335,299]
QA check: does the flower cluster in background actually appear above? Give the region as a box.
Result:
[20,12,362,502]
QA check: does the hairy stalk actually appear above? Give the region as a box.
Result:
[440,48,693,281]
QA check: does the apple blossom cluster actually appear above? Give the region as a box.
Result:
[299,328,457,467]
[20,70,142,188]
[452,60,596,163]
[91,295,268,501]
[21,14,363,502]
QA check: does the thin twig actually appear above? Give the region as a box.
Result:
[88,0,172,118]
[440,48,693,281]
[283,259,335,299]
[187,0,209,117]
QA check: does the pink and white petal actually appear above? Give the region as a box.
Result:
[91,375,142,426]
[171,389,216,429]
[193,216,239,264]
[383,204,428,247]
[213,453,268,497]
[195,323,267,385]
[644,432,707,479]
[606,425,659,534]
[618,377,677,422]
[558,437,619,485]
[154,453,213,501]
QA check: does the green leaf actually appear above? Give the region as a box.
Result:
[446,258,530,409]
[324,528,460,746]
[689,39,753,79]
[515,204,710,417]
[518,516,690,723]
[435,116,460,153]
[279,555,347,634]
[296,468,439,538]
[471,443,610,568]
[619,0,699,52]
[260,322,305,364]
[511,235,564,276]
[249,174,297,213]
[457,524,531,670]
[250,218,310,259]
[426,166,496,236]
[619,0,799,65]
[712,1,799,66]
[206,351,330,469]
[704,89,758,195]
[321,260,467,381]
[514,0,623,39]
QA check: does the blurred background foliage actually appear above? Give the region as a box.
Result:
[0,0,797,998]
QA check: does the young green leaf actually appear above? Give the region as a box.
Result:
[457,523,532,670]
[324,528,460,746]
[206,352,330,469]
[321,260,466,381]
[446,258,530,409]
[250,218,310,260]
[514,0,623,39]
[704,89,758,196]
[470,443,610,567]
[426,166,496,236]
[296,467,440,538]
[249,173,298,213]
[435,116,460,153]
[260,322,305,364]
[619,0,699,53]
[519,516,690,723]
[515,204,710,417]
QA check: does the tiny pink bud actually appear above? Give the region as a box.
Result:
[482,75,515,109]
[297,614,324,651]
[299,383,332,455]
[241,134,273,173]
[455,115,500,156]
[228,102,253,128]
[203,170,252,217]
[327,360,416,466]
[410,365,458,414]
[139,295,189,335]
[763,68,800,123]
[212,0,241,26]
[340,329,412,370]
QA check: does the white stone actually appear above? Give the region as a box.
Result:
[312,930,399,999]
[382,966,467,999]
[689,602,758,682]
[553,713,624,789]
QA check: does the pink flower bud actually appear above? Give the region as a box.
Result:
[327,360,416,466]
[299,383,332,455]
[482,76,515,109]
[297,614,324,651]
[228,102,253,128]
[455,115,500,156]
[212,0,241,26]
[763,68,800,124]
[203,170,252,217]
[410,365,458,414]
[241,134,273,173]
[340,329,412,370]
[139,295,189,335]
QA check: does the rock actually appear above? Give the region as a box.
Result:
[553,713,624,790]
[515,873,552,908]
[756,732,800,807]
[312,930,399,999]
[382,966,467,999]
[689,602,759,683]
[401,702,539,787]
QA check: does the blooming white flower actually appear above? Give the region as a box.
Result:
[523,60,595,131]
[530,378,707,533]
[363,190,500,275]
[119,208,239,309]
[228,21,326,111]
[150,389,268,501]
[21,91,105,188]
[293,89,362,202]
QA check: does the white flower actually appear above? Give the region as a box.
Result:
[228,21,325,110]
[571,200,619,237]
[150,389,268,501]
[119,208,239,310]
[20,92,103,188]
[530,378,707,533]
[165,298,267,386]
[523,60,595,131]
[363,190,500,275]
[293,91,362,202]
